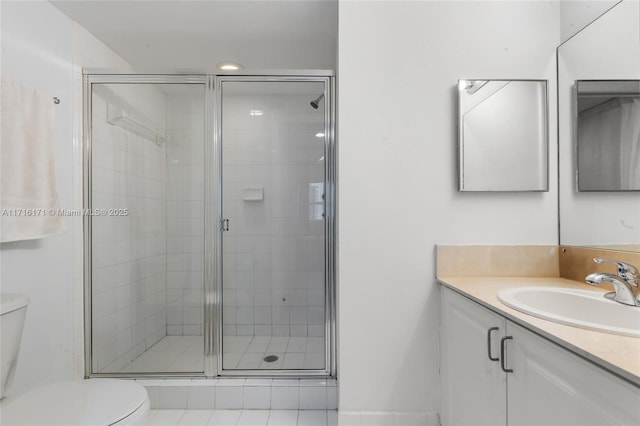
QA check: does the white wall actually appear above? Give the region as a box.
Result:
[0,0,131,396]
[0,0,75,397]
[49,0,338,71]
[560,0,620,42]
[338,0,560,417]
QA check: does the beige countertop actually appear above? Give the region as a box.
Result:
[438,276,640,387]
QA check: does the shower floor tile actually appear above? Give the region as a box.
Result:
[115,335,325,373]
[119,336,205,373]
[223,336,325,371]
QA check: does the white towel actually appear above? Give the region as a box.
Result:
[0,76,65,242]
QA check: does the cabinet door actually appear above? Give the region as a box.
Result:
[440,287,507,426]
[506,321,640,426]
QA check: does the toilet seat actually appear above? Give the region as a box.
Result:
[1,379,149,425]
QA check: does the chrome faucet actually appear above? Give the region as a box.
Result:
[585,258,640,307]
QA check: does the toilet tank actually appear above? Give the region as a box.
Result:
[0,294,30,399]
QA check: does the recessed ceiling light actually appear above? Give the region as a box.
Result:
[315,132,325,138]
[217,62,243,70]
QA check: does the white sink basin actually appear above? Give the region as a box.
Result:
[497,287,640,337]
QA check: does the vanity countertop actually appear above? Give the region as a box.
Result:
[438,276,640,387]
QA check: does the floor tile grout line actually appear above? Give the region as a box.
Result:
[147,409,338,426]
[114,335,327,374]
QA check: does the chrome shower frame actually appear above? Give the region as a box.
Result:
[214,74,336,377]
[82,70,336,379]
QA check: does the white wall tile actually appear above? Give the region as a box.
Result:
[327,386,338,410]
[271,386,299,410]
[187,386,215,409]
[215,386,244,409]
[158,385,188,409]
[90,89,168,372]
[164,92,205,336]
[299,386,327,410]
[142,385,161,409]
[290,325,308,337]
[221,91,326,342]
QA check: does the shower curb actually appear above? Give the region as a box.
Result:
[135,378,337,410]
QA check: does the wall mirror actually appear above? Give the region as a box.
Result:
[576,80,640,191]
[457,79,548,192]
[558,0,640,251]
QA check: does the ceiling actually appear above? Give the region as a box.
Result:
[50,0,338,71]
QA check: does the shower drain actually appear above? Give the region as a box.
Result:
[263,355,279,363]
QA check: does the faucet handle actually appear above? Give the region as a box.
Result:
[593,258,639,287]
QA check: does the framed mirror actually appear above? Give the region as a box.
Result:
[576,80,640,191]
[457,79,548,192]
[558,0,640,251]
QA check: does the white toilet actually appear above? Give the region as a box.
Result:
[0,294,150,425]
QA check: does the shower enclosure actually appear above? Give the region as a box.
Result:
[84,72,335,378]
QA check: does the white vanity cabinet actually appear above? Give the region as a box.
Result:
[440,286,640,426]
[440,286,507,425]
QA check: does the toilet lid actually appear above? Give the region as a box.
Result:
[1,379,148,426]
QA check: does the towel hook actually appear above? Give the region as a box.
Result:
[53,97,60,104]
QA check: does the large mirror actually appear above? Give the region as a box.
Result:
[457,79,548,192]
[558,0,640,251]
[576,80,640,191]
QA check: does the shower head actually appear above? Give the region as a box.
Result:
[310,93,325,109]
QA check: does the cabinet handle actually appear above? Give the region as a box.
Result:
[487,327,500,362]
[500,336,514,373]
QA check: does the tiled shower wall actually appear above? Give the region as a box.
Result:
[221,89,326,338]
[165,89,206,336]
[91,86,168,372]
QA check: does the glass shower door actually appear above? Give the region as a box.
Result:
[219,79,330,373]
[88,80,207,375]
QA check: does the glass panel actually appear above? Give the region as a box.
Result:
[457,80,548,192]
[576,80,640,191]
[558,0,640,251]
[220,81,327,371]
[90,83,206,374]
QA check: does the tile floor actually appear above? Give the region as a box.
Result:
[223,336,325,370]
[120,336,204,373]
[145,409,338,426]
[116,335,326,373]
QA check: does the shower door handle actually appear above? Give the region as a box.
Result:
[221,219,229,232]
